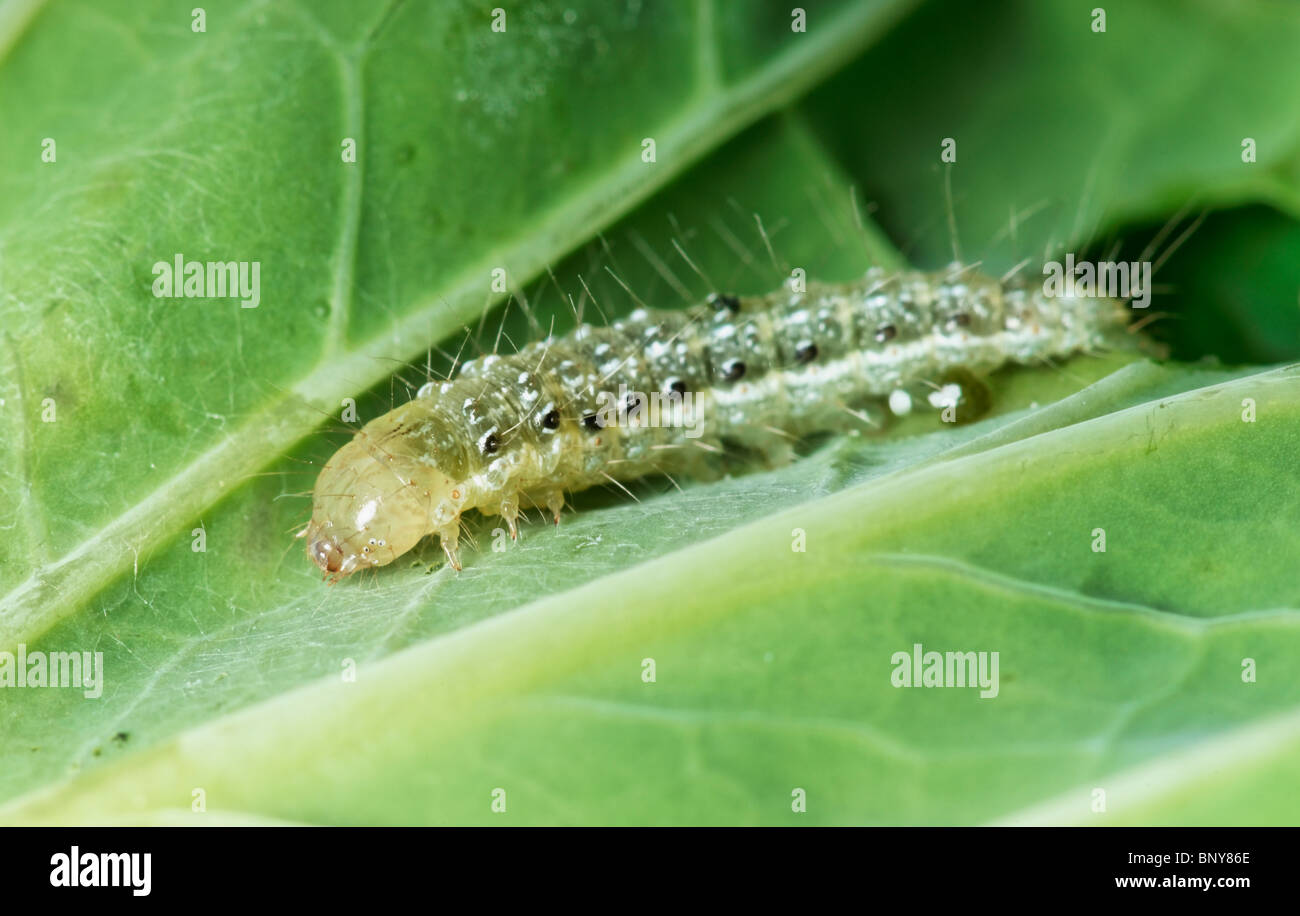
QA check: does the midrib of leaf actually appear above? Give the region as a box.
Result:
[2,364,1292,825]
[0,0,919,652]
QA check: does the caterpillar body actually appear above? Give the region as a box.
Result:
[304,265,1130,581]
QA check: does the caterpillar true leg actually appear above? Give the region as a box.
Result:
[438,523,463,572]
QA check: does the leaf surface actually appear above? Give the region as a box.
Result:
[2,0,1298,825]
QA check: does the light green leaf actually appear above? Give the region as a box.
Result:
[2,0,1298,825]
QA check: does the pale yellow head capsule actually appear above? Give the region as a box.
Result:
[304,403,468,582]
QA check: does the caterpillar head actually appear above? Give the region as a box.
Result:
[304,408,468,583]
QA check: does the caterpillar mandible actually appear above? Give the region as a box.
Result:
[303,264,1130,581]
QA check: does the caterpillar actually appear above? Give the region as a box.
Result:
[303,264,1131,581]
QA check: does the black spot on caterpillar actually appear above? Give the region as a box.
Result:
[304,264,1130,581]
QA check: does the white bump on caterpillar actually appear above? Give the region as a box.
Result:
[888,389,913,416]
[928,384,962,411]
